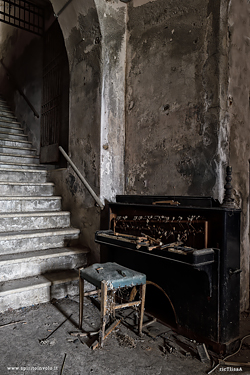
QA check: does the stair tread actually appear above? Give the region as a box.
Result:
[0,162,48,169]
[0,227,80,240]
[0,131,27,137]
[0,195,61,200]
[0,246,89,264]
[0,270,81,295]
[0,211,70,217]
[0,275,51,295]
[0,152,39,158]
[0,124,22,130]
[0,181,54,186]
[0,145,36,151]
[0,167,47,173]
[0,137,31,144]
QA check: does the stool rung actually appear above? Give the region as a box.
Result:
[84,289,101,297]
[113,301,141,310]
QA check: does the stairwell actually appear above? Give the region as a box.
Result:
[0,96,89,312]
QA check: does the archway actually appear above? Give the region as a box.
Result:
[40,17,69,165]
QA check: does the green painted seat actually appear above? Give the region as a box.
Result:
[79,262,146,290]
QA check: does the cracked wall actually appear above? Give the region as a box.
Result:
[227,0,250,310]
[125,0,222,197]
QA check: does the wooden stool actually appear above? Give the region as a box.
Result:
[79,262,146,348]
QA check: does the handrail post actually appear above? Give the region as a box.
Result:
[59,146,105,210]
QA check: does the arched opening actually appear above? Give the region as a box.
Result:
[40,18,69,165]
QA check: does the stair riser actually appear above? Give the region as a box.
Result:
[0,154,39,164]
[0,285,51,312]
[0,279,79,313]
[0,252,87,282]
[0,109,16,116]
[0,139,31,148]
[0,184,54,196]
[0,162,47,170]
[0,120,20,127]
[0,132,27,141]
[0,214,70,232]
[0,104,10,111]
[0,232,79,255]
[0,146,36,156]
[0,113,17,121]
[0,170,47,182]
[0,198,60,212]
[0,126,23,135]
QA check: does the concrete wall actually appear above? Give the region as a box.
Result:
[227,0,250,310]
[125,0,222,196]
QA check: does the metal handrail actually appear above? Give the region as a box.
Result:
[0,59,39,118]
[59,146,104,210]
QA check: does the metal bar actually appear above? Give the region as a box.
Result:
[0,59,39,118]
[54,0,73,18]
[0,0,44,35]
[59,146,104,210]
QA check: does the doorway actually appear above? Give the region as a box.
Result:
[40,19,69,164]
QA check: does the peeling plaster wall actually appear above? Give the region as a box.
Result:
[48,0,102,262]
[0,23,42,153]
[95,0,127,203]
[228,0,250,311]
[125,0,222,196]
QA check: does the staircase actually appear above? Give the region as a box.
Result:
[0,96,89,312]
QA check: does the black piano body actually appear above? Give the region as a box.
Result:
[96,195,241,353]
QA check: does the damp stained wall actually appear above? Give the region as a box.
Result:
[125,0,222,197]
[227,0,250,311]
[48,0,103,263]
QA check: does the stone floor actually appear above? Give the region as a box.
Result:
[0,295,250,375]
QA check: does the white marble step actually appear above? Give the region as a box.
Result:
[0,247,88,282]
[0,152,39,164]
[0,118,20,126]
[0,161,49,170]
[0,137,32,148]
[0,114,17,122]
[0,103,10,111]
[0,195,61,212]
[0,227,80,254]
[0,269,87,313]
[0,131,28,141]
[0,125,24,134]
[0,168,47,182]
[0,211,71,232]
[0,145,36,156]
[0,109,16,117]
[0,182,54,196]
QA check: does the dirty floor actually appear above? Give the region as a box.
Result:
[0,295,250,375]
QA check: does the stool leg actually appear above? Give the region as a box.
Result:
[138,283,146,336]
[100,281,108,348]
[79,273,84,330]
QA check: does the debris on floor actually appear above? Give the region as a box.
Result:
[115,331,137,348]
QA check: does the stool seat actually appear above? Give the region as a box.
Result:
[80,262,146,290]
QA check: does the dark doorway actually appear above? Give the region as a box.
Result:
[40,19,69,164]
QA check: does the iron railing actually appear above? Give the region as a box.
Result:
[0,0,44,36]
[59,146,105,210]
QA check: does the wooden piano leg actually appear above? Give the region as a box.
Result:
[138,283,146,336]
